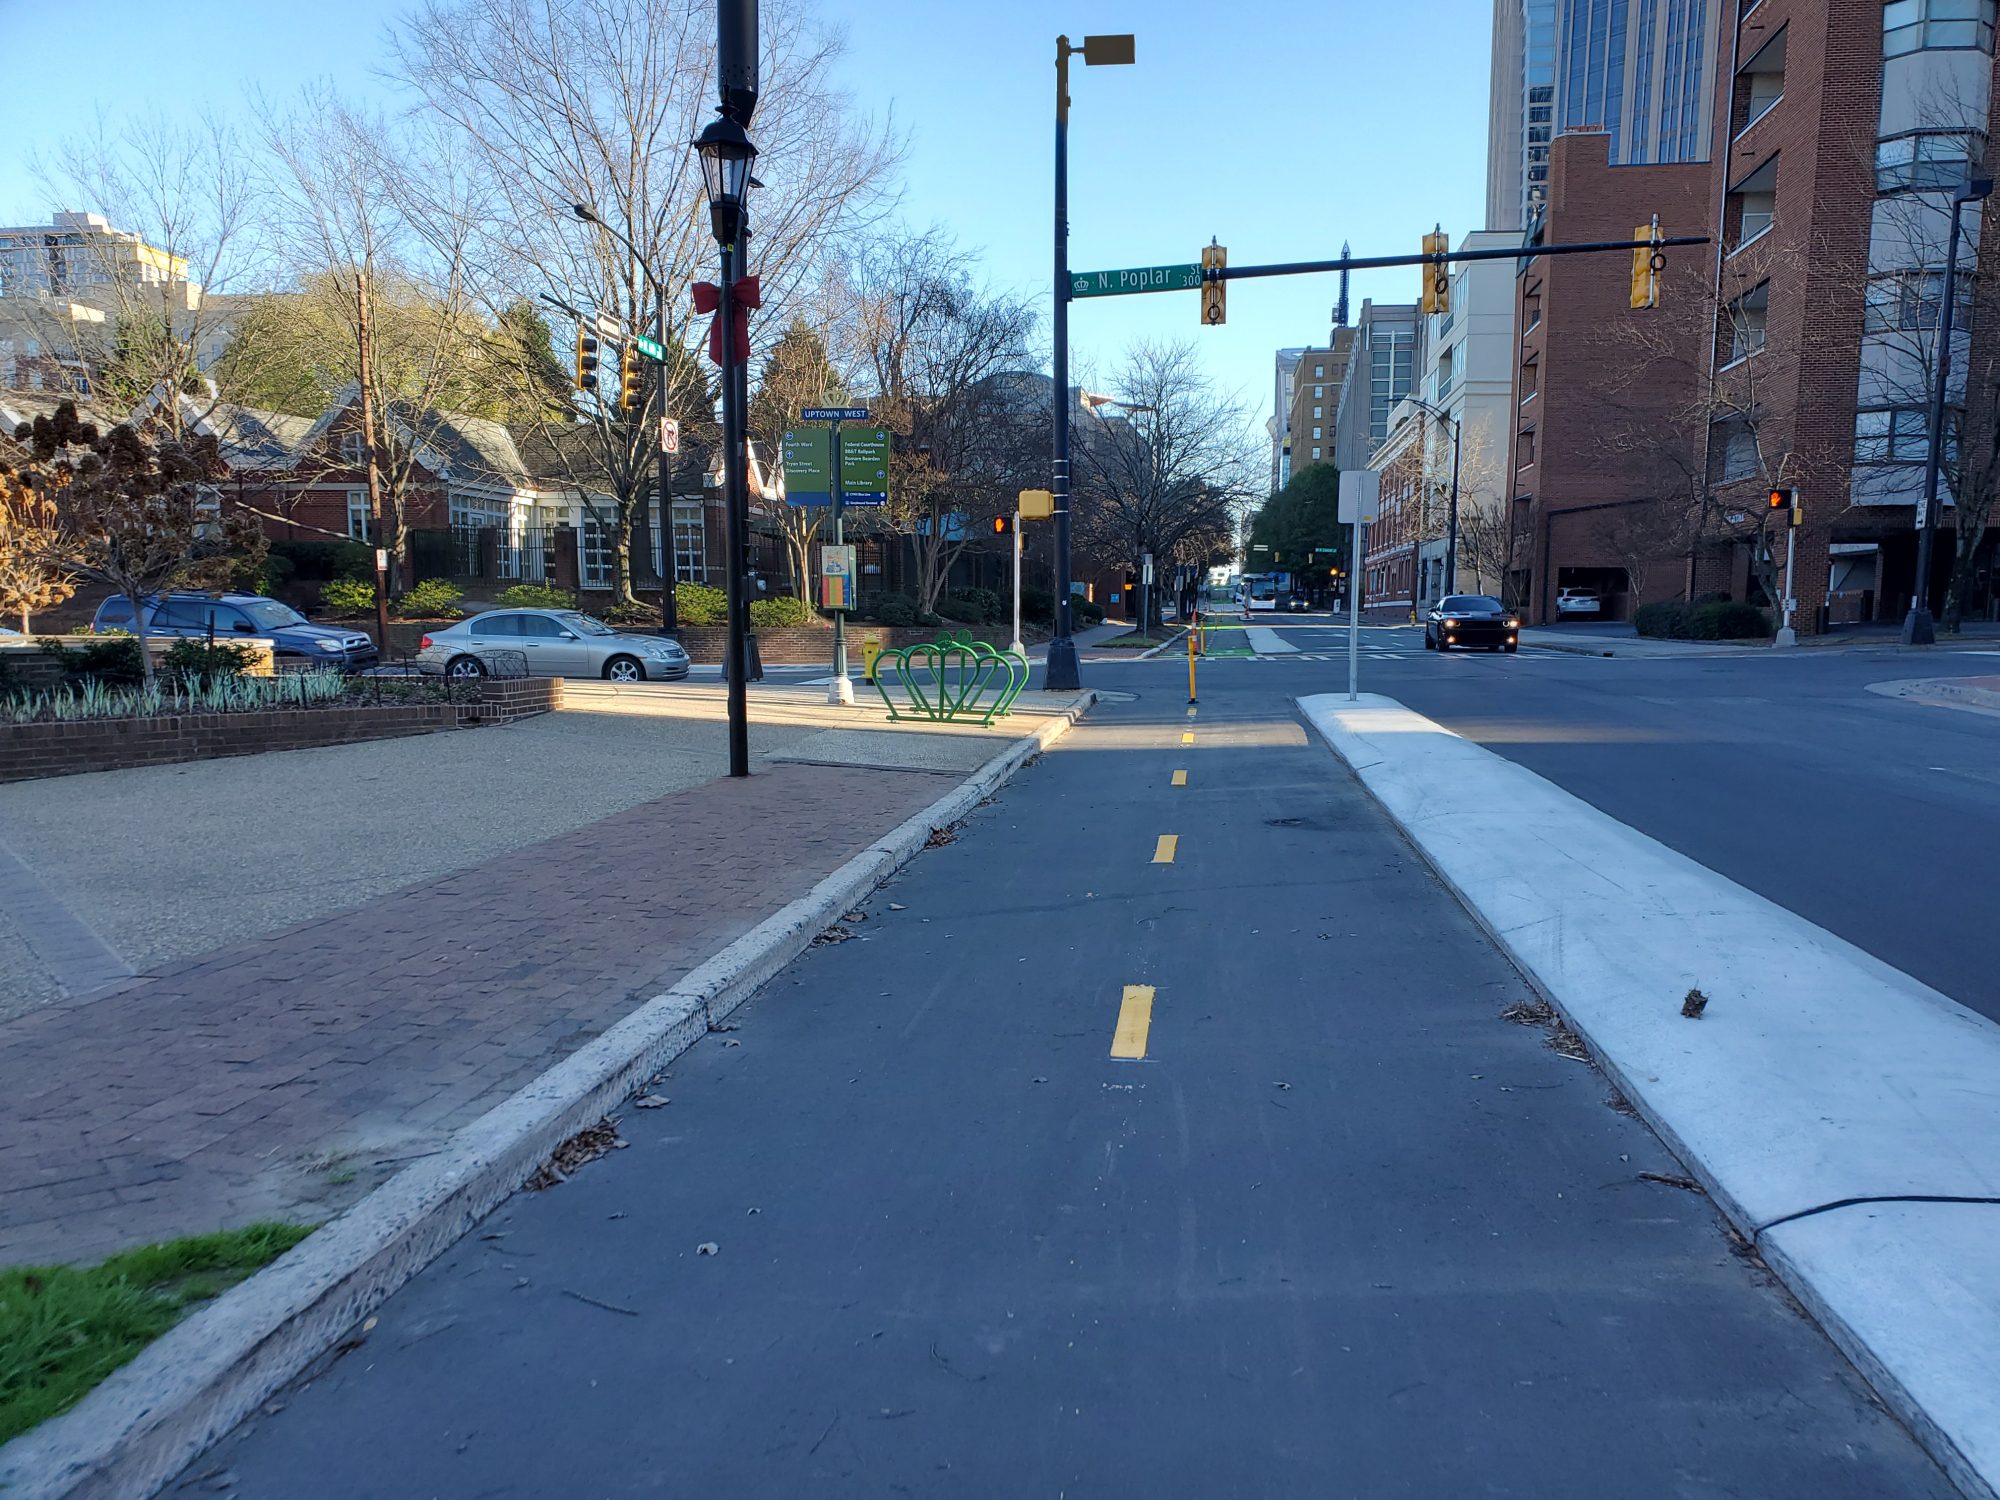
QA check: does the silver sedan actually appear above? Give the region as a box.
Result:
[417,609,691,682]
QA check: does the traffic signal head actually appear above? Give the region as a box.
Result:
[574,326,599,391]
[1630,221,1661,309]
[1768,488,1788,512]
[992,514,1015,536]
[1200,242,1226,327]
[620,346,644,411]
[1421,229,1450,316]
[1770,487,1802,528]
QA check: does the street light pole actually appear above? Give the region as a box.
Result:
[569,204,676,633]
[1048,32,1134,692]
[1402,395,1462,601]
[1904,174,1992,645]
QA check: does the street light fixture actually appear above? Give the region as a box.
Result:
[1048,32,1136,692]
[1400,395,1462,609]
[694,116,758,246]
[693,109,759,777]
[569,201,682,637]
[1904,172,1993,645]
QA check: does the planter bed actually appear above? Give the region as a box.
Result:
[0,678,560,784]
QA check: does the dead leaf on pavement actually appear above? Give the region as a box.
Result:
[813,924,856,945]
[697,1242,719,1256]
[527,1117,623,1189]
[633,1094,670,1109]
[925,825,958,848]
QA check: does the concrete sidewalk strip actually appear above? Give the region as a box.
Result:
[1517,626,1759,659]
[1243,626,1298,655]
[0,693,1094,1500]
[1299,692,2000,1500]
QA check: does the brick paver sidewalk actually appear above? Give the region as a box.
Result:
[0,763,946,1266]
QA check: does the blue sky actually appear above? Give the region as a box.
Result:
[0,0,1493,447]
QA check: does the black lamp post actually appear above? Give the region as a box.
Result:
[1904,173,1992,646]
[1048,32,1135,692]
[695,112,758,777]
[570,201,681,635]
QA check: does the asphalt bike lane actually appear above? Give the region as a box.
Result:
[176,658,1951,1498]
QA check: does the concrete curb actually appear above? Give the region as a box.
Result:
[0,693,1095,1500]
[1135,628,1190,660]
[1296,692,2000,1500]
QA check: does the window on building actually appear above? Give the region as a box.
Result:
[1313,384,1323,398]
[1314,364,1325,377]
[1714,421,1762,483]
[1311,405,1322,419]
[1864,270,1974,332]
[1311,426,1322,440]
[1518,430,1536,468]
[1725,157,1779,253]
[1855,406,1959,462]
[340,431,365,466]
[1523,297,1542,332]
[672,501,706,581]
[1876,132,1985,192]
[346,489,374,542]
[1726,283,1770,362]
[1883,0,1996,55]
[1738,27,1786,133]
[1520,361,1539,402]
[1310,446,1321,461]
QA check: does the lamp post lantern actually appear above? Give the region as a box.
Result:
[694,111,759,777]
[1904,173,1992,646]
[1048,32,1135,692]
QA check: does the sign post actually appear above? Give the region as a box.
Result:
[1339,471,1380,703]
[788,407,877,705]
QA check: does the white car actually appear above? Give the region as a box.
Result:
[1556,588,1602,617]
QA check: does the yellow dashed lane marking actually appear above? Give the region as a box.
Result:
[1111,984,1155,1059]
[1171,769,1188,787]
[1152,834,1178,864]
[1181,731,1195,744]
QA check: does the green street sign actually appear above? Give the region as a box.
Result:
[782,428,831,504]
[632,332,665,362]
[840,426,890,505]
[1070,264,1202,298]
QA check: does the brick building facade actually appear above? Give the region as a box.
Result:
[1505,131,1716,622]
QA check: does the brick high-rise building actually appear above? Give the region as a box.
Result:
[1699,0,2000,628]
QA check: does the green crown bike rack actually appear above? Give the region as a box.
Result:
[873,631,1030,726]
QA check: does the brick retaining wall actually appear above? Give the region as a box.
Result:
[0,677,561,783]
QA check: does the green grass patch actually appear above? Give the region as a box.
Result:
[0,1222,313,1442]
[1096,631,1178,650]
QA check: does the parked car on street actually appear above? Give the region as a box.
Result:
[92,592,379,671]
[417,609,691,682]
[1283,592,1313,612]
[1556,587,1602,617]
[1425,595,1520,653]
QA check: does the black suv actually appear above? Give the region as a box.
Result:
[92,593,380,671]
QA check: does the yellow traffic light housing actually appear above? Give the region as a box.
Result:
[1631,215,1663,309]
[1018,488,1055,520]
[1421,228,1450,316]
[619,346,644,411]
[1200,241,1226,326]
[574,326,599,392]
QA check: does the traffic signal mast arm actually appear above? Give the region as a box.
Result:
[1199,232,1709,286]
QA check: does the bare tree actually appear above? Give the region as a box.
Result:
[27,114,266,431]
[829,229,1038,614]
[387,0,902,608]
[1071,339,1259,629]
[259,91,494,599]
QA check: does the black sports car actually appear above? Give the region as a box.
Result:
[1424,594,1520,652]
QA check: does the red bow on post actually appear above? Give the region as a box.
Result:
[693,276,761,366]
